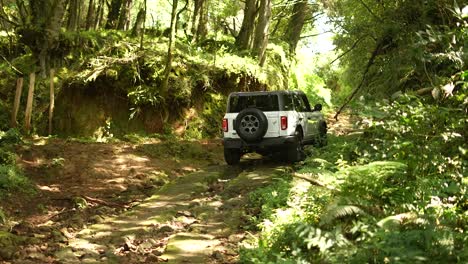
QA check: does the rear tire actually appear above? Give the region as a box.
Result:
[287,129,305,163]
[315,121,328,148]
[224,148,241,165]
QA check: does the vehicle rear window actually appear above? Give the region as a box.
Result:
[228,94,279,113]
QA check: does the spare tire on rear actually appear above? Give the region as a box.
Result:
[235,108,268,143]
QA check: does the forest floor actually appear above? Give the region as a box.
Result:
[0,114,355,263]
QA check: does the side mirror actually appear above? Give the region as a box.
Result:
[313,104,322,112]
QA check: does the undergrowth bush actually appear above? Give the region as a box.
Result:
[0,129,33,198]
[240,91,468,263]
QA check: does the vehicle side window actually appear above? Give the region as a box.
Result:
[283,95,294,111]
[293,94,306,112]
[300,94,312,112]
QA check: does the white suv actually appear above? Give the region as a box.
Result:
[222,90,327,165]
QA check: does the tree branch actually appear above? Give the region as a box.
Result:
[358,0,382,22]
[334,40,382,120]
[299,30,331,39]
[329,35,368,65]
[1,55,23,76]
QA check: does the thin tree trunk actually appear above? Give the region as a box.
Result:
[49,69,55,135]
[85,0,95,30]
[161,0,178,97]
[11,77,23,128]
[117,0,132,30]
[195,0,207,42]
[252,0,271,66]
[94,0,104,29]
[191,0,201,36]
[25,73,36,134]
[67,0,79,31]
[132,7,145,36]
[139,0,147,49]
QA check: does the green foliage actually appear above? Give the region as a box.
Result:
[241,93,467,263]
[246,176,293,227]
[0,129,22,145]
[0,129,33,198]
[326,0,468,98]
[0,165,32,197]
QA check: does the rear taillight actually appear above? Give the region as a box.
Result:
[222,118,229,132]
[281,116,288,130]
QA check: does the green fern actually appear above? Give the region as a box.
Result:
[320,204,366,226]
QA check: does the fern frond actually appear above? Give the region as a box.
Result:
[320,205,365,226]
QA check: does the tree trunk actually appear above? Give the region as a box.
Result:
[24,73,36,134]
[195,0,207,42]
[11,77,24,128]
[191,0,201,36]
[161,0,178,98]
[117,0,132,30]
[139,0,147,49]
[85,0,95,30]
[132,7,145,36]
[94,0,105,29]
[105,0,122,29]
[252,0,271,66]
[49,69,55,135]
[284,0,309,54]
[67,0,80,31]
[235,0,257,51]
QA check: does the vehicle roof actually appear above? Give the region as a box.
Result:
[228,90,305,97]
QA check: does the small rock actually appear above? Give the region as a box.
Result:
[228,234,245,243]
[27,252,47,260]
[157,225,174,233]
[176,210,192,217]
[88,215,104,224]
[144,254,158,262]
[212,250,224,260]
[138,241,153,251]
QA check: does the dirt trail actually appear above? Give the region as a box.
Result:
[0,115,356,263]
[65,159,286,263]
[2,136,289,263]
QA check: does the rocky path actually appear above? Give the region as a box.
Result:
[60,159,287,263]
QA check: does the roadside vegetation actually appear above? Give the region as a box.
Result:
[240,92,467,263]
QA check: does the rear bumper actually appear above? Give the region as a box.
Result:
[223,136,298,149]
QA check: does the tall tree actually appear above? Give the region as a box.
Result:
[28,0,67,76]
[117,0,132,30]
[139,0,147,49]
[85,0,95,30]
[235,0,257,50]
[284,0,309,54]
[94,0,105,29]
[252,0,272,65]
[191,0,208,42]
[66,0,81,31]
[161,0,178,97]
[105,0,122,29]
